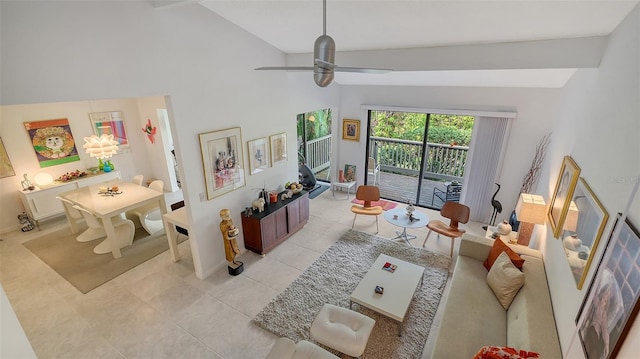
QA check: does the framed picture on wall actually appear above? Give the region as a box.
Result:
[577,214,640,359]
[342,119,360,141]
[23,118,81,168]
[270,132,287,166]
[199,127,245,200]
[548,155,581,238]
[247,137,269,175]
[0,137,16,178]
[89,111,130,149]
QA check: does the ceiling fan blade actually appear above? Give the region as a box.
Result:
[334,66,392,74]
[255,66,315,71]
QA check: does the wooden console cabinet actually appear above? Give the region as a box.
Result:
[241,191,310,255]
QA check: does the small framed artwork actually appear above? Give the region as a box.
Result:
[199,127,246,200]
[577,214,640,359]
[270,132,287,166]
[561,177,609,289]
[0,137,15,178]
[89,111,129,149]
[247,137,269,175]
[342,119,360,141]
[344,164,356,182]
[24,118,81,168]
[548,155,581,238]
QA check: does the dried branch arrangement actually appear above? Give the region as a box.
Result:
[519,132,551,196]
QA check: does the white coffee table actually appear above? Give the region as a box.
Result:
[383,207,428,246]
[350,254,425,336]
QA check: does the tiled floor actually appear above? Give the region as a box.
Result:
[1,189,487,359]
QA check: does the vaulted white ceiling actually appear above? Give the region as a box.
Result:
[197,1,638,88]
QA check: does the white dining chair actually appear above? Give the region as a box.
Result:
[57,196,108,241]
[73,205,135,254]
[367,157,380,185]
[125,179,165,235]
[132,174,144,186]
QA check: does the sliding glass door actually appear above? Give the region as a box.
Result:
[367,110,474,209]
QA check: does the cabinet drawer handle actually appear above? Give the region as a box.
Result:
[30,199,38,213]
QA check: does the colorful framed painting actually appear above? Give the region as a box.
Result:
[270,132,287,166]
[342,119,360,141]
[0,137,16,178]
[548,155,581,238]
[561,177,609,289]
[23,118,80,168]
[199,127,245,200]
[344,164,356,182]
[247,137,269,175]
[89,111,129,149]
[577,214,640,359]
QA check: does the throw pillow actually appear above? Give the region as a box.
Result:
[484,238,525,271]
[473,345,540,359]
[487,252,525,310]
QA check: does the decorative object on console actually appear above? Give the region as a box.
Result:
[24,118,80,168]
[497,220,512,236]
[142,118,157,144]
[488,183,503,226]
[342,119,360,141]
[548,155,580,237]
[514,193,546,246]
[199,127,246,200]
[577,214,639,359]
[562,177,608,289]
[252,197,265,213]
[0,136,15,178]
[89,111,129,149]
[509,133,551,233]
[21,173,35,191]
[270,132,287,166]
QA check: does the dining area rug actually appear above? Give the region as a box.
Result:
[253,229,451,358]
[23,224,186,294]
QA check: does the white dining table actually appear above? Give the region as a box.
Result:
[59,179,167,258]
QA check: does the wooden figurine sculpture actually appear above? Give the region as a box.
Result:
[219,209,244,275]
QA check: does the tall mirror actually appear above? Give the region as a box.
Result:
[561,177,609,289]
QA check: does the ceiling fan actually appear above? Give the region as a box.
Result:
[255,0,391,87]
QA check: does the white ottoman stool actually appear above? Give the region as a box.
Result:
[310,303,376,358]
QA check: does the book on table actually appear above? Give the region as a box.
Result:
[382,262,397,273]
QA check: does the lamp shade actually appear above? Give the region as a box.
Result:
[83,134,119,159]
[515,193,546,225]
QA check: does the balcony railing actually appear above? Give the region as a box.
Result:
[305,134,332,174]
[370,136,468,182]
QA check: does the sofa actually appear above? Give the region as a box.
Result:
[431,233,561,358]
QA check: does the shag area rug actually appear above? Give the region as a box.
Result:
[253,229,451,358]
[23,224,186,294]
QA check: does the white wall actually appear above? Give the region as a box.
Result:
[540,5,640,358]
[0,1,340,278]
[337,85,562,222]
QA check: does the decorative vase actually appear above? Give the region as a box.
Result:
[497,220,512,235]
[98,158,104,171]
[563,234,582,251]
[339,170,345,183]
[406,203,415,216]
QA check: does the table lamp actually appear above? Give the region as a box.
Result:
[515,193,547,246]
[83,134,119,172]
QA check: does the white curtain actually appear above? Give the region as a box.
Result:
[461,116,510,222]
